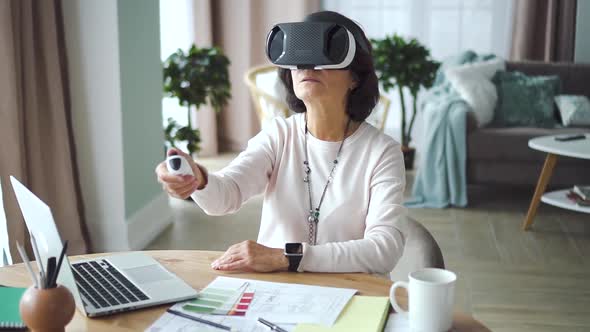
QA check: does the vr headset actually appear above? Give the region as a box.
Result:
[265,11,369,70]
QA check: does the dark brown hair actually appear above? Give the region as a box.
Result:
[278,21,379,122]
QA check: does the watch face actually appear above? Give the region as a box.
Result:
[285,243,303,255]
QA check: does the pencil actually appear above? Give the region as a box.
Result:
[16,241,39,288]
[30,234,46,288]
[167,308,237,332]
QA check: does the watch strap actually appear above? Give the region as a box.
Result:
[287,254,302,272]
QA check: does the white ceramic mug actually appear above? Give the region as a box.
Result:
[390,268,456,332]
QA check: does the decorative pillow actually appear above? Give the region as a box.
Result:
[445,58,505,127]
[554,95,590,126]
[492,71,561,127]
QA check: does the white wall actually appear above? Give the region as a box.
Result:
[62,0,172,252]
[62,0,129,251]
[117,0,167,219]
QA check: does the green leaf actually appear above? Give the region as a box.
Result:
[162,44,232,152]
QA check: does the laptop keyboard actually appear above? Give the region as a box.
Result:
[72,260,149,309]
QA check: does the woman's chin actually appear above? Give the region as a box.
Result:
[295,88,325,101]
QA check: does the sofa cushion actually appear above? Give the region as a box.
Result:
[445,58,505,127]
[468,127,590,163]
[491,71,560,127]
[555,95,590,126]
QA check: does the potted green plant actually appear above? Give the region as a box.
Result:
[371,34,440,169]
[163,44,231,155]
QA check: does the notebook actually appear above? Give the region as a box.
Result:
[0,286,26,329]
[293,296,390,332]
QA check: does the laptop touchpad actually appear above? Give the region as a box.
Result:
[124,264,173,284]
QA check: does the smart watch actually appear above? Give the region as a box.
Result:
[284,243,303,272]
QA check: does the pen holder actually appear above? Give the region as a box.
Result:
[19,284,75,332]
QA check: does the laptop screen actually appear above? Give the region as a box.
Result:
[10,176,84,310]
[0,179,12,266]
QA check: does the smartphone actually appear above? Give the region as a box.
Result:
[554,134,586,141]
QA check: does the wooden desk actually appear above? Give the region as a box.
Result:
[0,250,489,331]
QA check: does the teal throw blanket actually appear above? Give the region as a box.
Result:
[406,51,495,208]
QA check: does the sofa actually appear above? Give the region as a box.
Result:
[466,61,590,188]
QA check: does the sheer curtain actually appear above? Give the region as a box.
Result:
[159,0,202,154]
[322,0,514,149]
[159,0,222,157]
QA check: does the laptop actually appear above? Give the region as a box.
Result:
[9,176,197,317]
[0,179,13,266]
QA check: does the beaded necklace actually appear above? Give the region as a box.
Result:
[303,116,351,245]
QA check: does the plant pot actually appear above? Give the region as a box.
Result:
[402,146,416,170]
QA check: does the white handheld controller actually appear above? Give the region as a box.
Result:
[166,154,194,176]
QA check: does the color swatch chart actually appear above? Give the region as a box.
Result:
[182,281,254,316]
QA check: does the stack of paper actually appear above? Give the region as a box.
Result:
[146,276,358,332]
[294,296,390,332]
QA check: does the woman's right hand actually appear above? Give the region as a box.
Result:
[155,148,207,199]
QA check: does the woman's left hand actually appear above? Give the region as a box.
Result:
[211,240,289,272]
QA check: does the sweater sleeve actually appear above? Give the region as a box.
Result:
[190,119,281,215]
[298,142,406,274]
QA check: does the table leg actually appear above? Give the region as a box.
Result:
[522,153,558,231]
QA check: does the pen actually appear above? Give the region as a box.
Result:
[166,308,238,332]
[16,241,39,288]
[232,281,249,304]
[45,257,56,288]
[258,317,288,332]
[30,234,46,288]
[50,240,68,288]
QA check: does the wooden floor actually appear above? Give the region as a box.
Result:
[148,154,590,332]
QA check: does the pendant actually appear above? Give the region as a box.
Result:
[308,211,319,224]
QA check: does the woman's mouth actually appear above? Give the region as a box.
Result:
[301,78,320,83]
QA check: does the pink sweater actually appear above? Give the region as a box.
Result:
[191,113,406,274]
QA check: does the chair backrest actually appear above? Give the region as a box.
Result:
[0,179,13,266]
[390,216,444,281]
[245,65,391,132]
[244,65,291,128]
[367,95,391,132]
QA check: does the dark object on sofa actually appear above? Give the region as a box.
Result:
[466,61,590,188]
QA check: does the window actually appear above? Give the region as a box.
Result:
[322,0,514,145]
[159,0,195,141]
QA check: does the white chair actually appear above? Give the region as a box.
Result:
[366,94,390,132]
[244,65,291,129]
[390,216,445,281]
[244,65,391,131]
[0,179,13,266]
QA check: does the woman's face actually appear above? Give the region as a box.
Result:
[290,69,356,106]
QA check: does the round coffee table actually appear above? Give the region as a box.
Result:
[523,134,590,230]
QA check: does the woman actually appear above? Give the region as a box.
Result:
[155,11,406,275]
